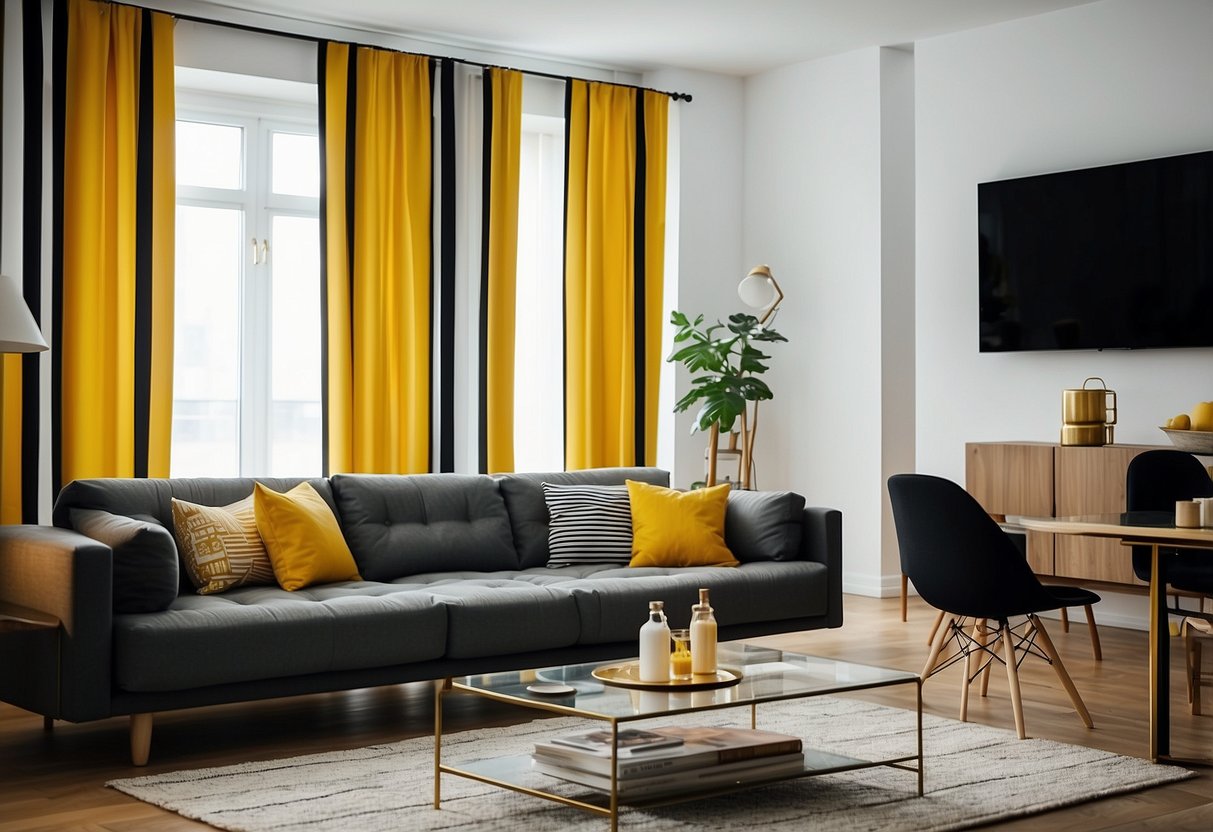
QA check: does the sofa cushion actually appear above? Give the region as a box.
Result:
[70,509,179,613]
[725,490,807,562]
[405,577,582,658]
[543,483,633,567]
[627,481,738,568]
[516,561,830,645]
[497,468,670,569]
[112,583,447,692]
[332,474,518,580]
[254,482,361,590]
[171,495,276,595]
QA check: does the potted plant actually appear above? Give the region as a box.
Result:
[668,311,786,489]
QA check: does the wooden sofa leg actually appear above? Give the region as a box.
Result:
[130,713,153,766]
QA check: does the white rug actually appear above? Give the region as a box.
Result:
[108,696,1192,832]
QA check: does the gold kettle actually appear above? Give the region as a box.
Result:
[1061,377,1116,446]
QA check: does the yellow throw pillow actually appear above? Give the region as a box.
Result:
[626,480,738,568]
[171,495,276,595]
[253,482,361,591]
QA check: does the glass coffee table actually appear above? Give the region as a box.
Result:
[434,642,923,830]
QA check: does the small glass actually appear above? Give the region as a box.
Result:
[670,629,692,681]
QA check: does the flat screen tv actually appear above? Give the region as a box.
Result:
[978,150,1213,352]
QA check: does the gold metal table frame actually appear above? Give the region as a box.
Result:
[432,644,923,831]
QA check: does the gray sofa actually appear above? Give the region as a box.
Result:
[0,467,842,764]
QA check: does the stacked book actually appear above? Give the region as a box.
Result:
[532,725,804,800]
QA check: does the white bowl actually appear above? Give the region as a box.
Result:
[1159,427,1213,455]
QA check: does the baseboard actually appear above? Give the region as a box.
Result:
[843,572,906,599]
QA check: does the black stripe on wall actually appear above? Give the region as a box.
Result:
[477,69,493,474]
[632,92,647,466]
[317,42,331,475]
[132,9,155,479]
[50,0,67,496]
[20,0,43,522]
[438,58,455,473]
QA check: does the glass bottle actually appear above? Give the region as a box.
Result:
[690,588,718,675]
[638,600,671,682]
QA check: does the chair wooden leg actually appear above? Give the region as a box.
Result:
[922,613,955,679]
[1193,637,1203,717]
[130,713,153,766]
[926,609,945,647]
[1059,606,1070,633]
[1083,604,1102,661]
[960,620,980,723]
[900,574,908,623]
[980,627,1000,698]
[1000,622,1027,740]
[1031,614,1094,729]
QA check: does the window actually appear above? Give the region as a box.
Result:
[512,114,566,472]
[171,88,321,478]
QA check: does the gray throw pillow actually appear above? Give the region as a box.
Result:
[71,509,180,613]
[725,491,806,562]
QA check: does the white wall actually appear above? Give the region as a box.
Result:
[644,69,745,490]
[915,0,1213,625]
[743,49,890,593]
[916,0,1213,485]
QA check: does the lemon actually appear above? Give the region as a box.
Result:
[1169,413,1191,430]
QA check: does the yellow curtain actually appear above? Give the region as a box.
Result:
[564,81,667,469]
[480,68,523,474]
[322,44,432,474]
[56,0,174,487]
[0,358,20,523]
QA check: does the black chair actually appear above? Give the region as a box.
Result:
[888,473,1094,739]
[1126,449,1213,599]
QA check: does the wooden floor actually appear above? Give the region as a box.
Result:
[3,594,1213,830]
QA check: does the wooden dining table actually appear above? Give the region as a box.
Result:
[1018,511,1213,763]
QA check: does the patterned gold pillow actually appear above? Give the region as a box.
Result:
[171,495,275,594]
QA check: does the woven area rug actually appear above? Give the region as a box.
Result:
[108,696,1192,832]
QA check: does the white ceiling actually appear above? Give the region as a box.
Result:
[190,0,1101,76]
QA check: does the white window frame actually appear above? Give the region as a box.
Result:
[174,90,320,477]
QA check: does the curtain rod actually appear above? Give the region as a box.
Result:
[118,2,693,102]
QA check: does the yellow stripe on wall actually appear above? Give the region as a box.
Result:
[484,69,523,474]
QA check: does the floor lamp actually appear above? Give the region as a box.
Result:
[733,265,783,490]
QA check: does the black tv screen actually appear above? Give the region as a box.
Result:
[978,150,1213,352]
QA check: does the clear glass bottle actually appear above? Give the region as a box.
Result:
[690,588,718,675]
[638,600,671,682]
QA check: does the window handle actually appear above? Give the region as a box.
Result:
[260,239,269,264]
[251,237,260,265]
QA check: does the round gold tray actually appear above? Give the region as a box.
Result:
[591,661,742,691]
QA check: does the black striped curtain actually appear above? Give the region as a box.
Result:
[563,81,668,470]
[319,42,433,475]
[51,0,175,490]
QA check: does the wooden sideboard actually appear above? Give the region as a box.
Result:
[965,441,1167,586]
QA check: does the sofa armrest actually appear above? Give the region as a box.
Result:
[0,525,113,720]
[800,507,843,628]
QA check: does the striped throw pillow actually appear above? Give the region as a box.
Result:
[543,483,634,567]
[171,495,276,594]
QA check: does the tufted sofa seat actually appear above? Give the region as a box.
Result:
[0,467,841,764]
